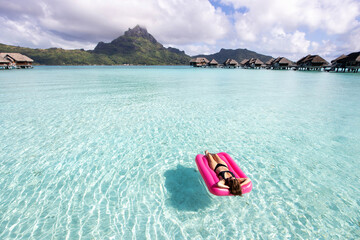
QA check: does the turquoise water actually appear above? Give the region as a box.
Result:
[0,66,359,239]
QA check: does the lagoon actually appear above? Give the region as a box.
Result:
[0,66,359,239]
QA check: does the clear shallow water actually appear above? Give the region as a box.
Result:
[0,66,359,239]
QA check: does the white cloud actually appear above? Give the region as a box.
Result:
[311,40,338,60]
[0,16,96,50]
[256,28,311,60]
[167,43,218,56]
[222,0,359,34]
[221,0,360,60]
[341,25,360,53]
[0,0,359,58]
[0,0,230,51]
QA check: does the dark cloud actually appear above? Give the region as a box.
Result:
[0,1,45,20]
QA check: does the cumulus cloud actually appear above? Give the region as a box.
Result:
[311,40,338,59]
[0,16,96,50]
[338,25,360,53]
[0,0,230,51]
[0,0,359,59]
[167,43,219,56]
[261,29,310,55]
[222,0,360,60]
[222,0,359,34]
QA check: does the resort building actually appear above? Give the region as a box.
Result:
[249,58,264,69]
[331,52,360,72]
[240,58,263,69]
[0,53,34,69]
[189,57,209,67]
[296,54,329,71]
[330,54,347,72]
[0,57,10,70]
[270,57,295,70]
[239,59,249,68]
[265,58,275,69]
[208,59,219,67]
[223,59,239,68]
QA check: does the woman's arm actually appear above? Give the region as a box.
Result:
[217,180,230,189]
[239,178,250,186]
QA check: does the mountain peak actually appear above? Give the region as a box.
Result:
[124,25,157,43]
[91,25,190,64]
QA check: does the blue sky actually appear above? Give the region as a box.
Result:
[210,0,249,15]
[0,0,359,61]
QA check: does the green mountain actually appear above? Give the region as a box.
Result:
[92,25,190,65]
[0,25,190,65]
[193,48,273,63]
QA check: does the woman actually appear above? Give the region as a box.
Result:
[205,150,250,196]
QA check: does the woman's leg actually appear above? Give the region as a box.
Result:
[205,150,217,171]
[213,153,227,166]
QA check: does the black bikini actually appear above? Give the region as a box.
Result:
[214,163,235,180]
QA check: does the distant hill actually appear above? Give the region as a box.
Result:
[0,44,114,65]
[0,25,190,65]
[193,48,273,63]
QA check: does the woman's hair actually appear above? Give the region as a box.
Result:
[225,178,243,196]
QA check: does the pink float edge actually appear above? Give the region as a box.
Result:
[195,152,252,196]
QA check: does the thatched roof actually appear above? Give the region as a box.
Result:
[331,54,347,63]
[329,52,360,67]
[311,55,328,64]
[276,57,293,65]
[224,58,238,65]
[0,53,8,59]
[254,59,263,65]
[240,59,249,65]
[223,59,231,64]
[297,54,328,65]
[229,59,239,65]
[356,55,360,63]
[248,58,263,65]
[209,59,218,65]
[338,51,360,63]
[296,55,311,64]
[0,56,10,63]
[190,57,209,64]
[265,58,275,65]
[268,57,295,67]
[1,53,34,62]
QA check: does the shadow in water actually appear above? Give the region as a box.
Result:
[164,164,212,211]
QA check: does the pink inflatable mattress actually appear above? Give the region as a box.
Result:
[195,152,252,196]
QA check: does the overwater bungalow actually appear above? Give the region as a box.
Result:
[270,57,295,70]
[248,58,264,69]
[265,58,275,69]
[296,54,329,71]
[239,59,249,68]
[0,53,34,69]
[330,54,347,72]
[208,59,219,67]
[0,56,10,69]
[239,58,263,69]
[331,52,360,72]
[189,57,209,67]
[223,59,239,68]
